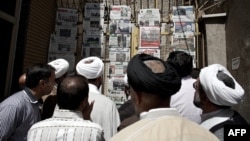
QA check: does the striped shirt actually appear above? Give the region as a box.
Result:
[27,109,105,141]
[0,88,41,141]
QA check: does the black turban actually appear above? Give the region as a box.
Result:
[127,54,181,98]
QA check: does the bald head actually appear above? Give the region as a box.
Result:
[144,60,165,73]
[57,75,89,110]
[19,73,26,89]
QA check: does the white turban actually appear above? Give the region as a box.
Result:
[76,56,104,79]
[199,64,244,106]
[48,58,69,78]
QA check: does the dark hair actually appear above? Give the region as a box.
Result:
[191,68,200,79]
[25,63,55,88]
[217,71,235,89]
[166,51,193,77]
[57,75,89,110]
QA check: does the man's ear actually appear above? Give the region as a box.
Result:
[200,90,210,105]
[39,79,46,88]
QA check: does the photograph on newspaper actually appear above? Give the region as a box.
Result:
[55,25,77,39]
[107,91,127,105]
[172,6,194,22]
[83,34,103,48]
[110,5,131,20]
[83,17,104,35]
[56,8,78,26]
[173,22,194,38]
[109,19,131,34]
[84,3,105,19]
[138,9,160,27]
[109,48,130,62]
[171,37,195,52]
[109,34,130,48]
[137,48,160,58]
[109,61,128,76]
[107,76,127,105]
[49,34,77,53]
[139,27,160,48]
[81,46,103,58]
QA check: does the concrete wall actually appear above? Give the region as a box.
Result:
[226,0,250,123]
[203,14,227,67]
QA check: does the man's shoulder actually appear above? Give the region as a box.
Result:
[28,118,104,141]
[30,117,103,131]
[0,91,25,106]
[111,116,218,141]
[89,91,115,104]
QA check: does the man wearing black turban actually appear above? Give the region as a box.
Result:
[110,54,219,141]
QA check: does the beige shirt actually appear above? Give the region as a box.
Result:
[110,108,219,141]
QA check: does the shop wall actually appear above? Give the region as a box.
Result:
[226,0,250,123]
[23,0,57,68]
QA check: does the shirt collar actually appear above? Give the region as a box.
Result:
[140,108,180,120]
[53,109,83,119]
[23,87,39,104]
[88,83,99,93]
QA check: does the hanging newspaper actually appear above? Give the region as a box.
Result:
[84,3,105,35]
[83,17,104,35]
[109,34,130,48]
[47,53,75,74]
[172,6,194,22]
[82,46,103,58]
[84,3,105,19]
[109,48,130,62]
[55,25,77,39]
[107,76,127,105]
[109,62,128,77]
[137,48,160,58]
[139,27,160,48]
[138,9,160,27]
[49,34,77,53]
[110,5,131,20]
[173,22,194,38]
[109,19,131,34]
[56,8,78,26]
[171,37,195,54]
[83,34,103,48]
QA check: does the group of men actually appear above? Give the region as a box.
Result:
[0,51,248,141]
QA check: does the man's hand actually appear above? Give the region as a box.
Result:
[82,100,94,120]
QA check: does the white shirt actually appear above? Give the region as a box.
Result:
[110,108,219,141]
[170,76,202,123]
[27,109,104,141]
[88,84,120,140]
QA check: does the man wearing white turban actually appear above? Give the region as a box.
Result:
[42,58,70,119]
[193,64,248,140]
[76,56,120,140]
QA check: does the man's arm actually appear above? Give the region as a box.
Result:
[0,105,18,140]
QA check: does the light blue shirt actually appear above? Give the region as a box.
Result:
[0,88,41,141]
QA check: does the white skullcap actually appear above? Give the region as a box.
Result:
[76,56,104,79]
[48,58,69,78]
[199,64,244,106]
